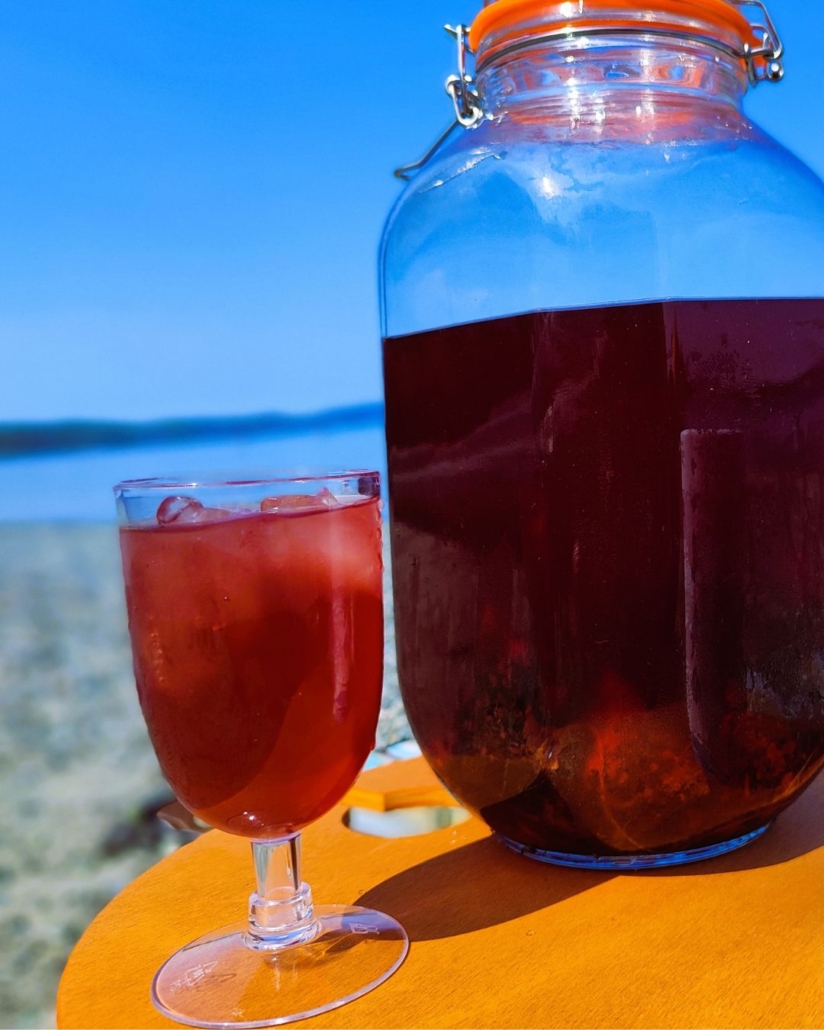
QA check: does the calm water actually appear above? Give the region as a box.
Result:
[0,425,387,521]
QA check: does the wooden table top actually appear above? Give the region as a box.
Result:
[57,757,824,1029]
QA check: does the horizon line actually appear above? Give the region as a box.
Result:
[0,401,385,460]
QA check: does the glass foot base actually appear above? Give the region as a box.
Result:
[151,905,409,1028]
[497,822,771,869]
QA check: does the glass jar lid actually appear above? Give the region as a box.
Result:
[393,0,784,180]
[469,0,783,85]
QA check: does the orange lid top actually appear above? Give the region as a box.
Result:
[469,0,754,64]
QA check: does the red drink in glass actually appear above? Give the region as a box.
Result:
[119,493,383,838]
[115,472,406,1027]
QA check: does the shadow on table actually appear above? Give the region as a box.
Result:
[355,833,611,941]
[356,772,824,940]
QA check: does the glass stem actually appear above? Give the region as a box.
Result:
[245,834,320,952]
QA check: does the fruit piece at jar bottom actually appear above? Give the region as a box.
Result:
[444,701,816,854]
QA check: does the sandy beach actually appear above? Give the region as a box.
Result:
[0,522,410,1030]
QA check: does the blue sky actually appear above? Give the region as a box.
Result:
[0,0,820,424]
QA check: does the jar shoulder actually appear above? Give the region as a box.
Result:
[381,124,824,336]
[389,118,824,229]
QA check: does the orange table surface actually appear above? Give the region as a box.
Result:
[58,757,824,1029]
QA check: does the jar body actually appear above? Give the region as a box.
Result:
[380,34,824,865]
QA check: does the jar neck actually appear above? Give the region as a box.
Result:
[476,35,749,139]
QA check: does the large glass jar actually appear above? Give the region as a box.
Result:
[380,0,824,867]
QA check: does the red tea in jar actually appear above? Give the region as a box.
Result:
[384,299,824,863]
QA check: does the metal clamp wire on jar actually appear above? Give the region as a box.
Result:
[394,0,784,181]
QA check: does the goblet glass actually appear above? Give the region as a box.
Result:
[114,471,407,1028]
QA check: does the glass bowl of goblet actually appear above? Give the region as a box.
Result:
[114,470,408,1028]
